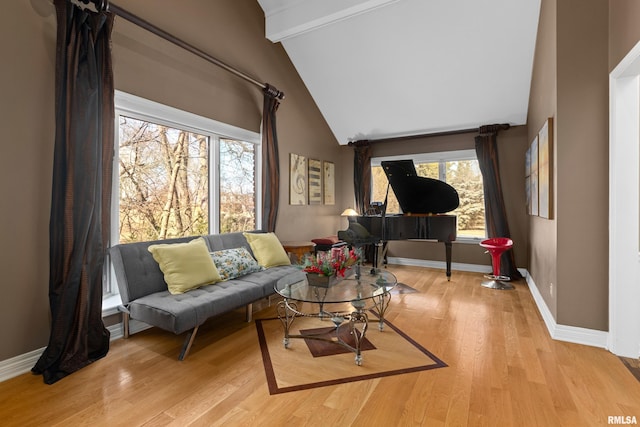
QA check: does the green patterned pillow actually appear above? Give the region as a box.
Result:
[210,247,263,281]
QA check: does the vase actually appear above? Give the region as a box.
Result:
[305,273,342,288]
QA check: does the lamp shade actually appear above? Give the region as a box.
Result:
[341,208,359,216]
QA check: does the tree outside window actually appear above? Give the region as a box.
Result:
[219,138,255,233]
[118,116,209,243]
[117,120,258,244]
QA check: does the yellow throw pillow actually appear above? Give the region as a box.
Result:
[243,232,291,268]
[148,237,222,294]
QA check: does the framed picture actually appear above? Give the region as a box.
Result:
[529,135,539,216]
[323,161,335,205]
[525,146,532,214]
[538,118,553,219]
[289,153,307,205]
[308,158,322,205]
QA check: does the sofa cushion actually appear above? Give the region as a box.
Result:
[210,247,263,281]
[243,232,291,268]
[148,237,222,295]
[129,279,264,334]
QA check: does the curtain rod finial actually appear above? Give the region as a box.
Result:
[264,83,284,101]
[478,123,511,136]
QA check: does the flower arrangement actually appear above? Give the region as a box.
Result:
[301,246,360,277]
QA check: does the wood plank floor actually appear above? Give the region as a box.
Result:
[1,265,639,426]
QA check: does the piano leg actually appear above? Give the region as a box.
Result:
[445,241,452,281]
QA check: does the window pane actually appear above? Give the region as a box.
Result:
[118,116,209,243]
[219,138,255,232]
[371,165,400,213]
[446,160,486,238]
[415,162,439,179]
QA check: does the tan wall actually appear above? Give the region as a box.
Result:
[528,0,558,320]
[0,0,57,362]
[556,0,609,329]
[527,0,609,330]
[368,127,529,270]
[0,0,341,362]
[609,0,640,71]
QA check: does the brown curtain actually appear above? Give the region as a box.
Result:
[351,141,373,215]
[261,84,282,232]
[32,0,114,384]
[475,124,521,279]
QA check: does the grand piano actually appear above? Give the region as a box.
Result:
[355,160,459,280]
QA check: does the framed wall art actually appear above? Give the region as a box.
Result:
[323,161,335,205]
[525,145,532,214]
[308,158,322,205]
[537,118,553,219]
[529,135,539,216]
[289,153,307,205]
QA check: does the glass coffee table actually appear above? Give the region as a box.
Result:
[274,268,397,365]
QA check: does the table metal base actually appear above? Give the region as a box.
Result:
[276,293,391,366]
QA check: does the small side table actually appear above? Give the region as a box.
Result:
[281,241,315,263]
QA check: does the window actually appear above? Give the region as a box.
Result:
[371,150,486,239]
[107,91,261,295]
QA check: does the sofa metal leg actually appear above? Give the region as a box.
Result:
[122,312,130,338]
[117,306,131,339]
[246,303,253,322]
[179,326,199,361]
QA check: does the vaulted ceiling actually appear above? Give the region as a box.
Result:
[257,0,541,145]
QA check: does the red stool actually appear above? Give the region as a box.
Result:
[479,237,514,290]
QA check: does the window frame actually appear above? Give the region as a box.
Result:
[106,91,262,299]
[370,149,486,243]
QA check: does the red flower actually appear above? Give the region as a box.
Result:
[301,246,360,277]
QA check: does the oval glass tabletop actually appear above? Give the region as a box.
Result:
[274,269,397,304]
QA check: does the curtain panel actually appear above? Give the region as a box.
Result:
[261,84,281,232]
[475,125,521,279]
[32,0,114,384]
[351,141,373,215]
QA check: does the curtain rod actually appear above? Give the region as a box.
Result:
[348,127,479,146]
[70,0,285,100]
[348,124,511,146]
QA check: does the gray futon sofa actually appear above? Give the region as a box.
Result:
[109,231,303,360]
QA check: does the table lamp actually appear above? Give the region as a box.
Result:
[341,208,359,225]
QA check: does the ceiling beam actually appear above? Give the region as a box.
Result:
[259,0,399,42]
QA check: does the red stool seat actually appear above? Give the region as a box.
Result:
[479,237,514,290]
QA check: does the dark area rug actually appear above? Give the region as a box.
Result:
[300,326,377,357]
[255,311,446,395]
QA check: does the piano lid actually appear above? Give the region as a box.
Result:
[382,160,460,214]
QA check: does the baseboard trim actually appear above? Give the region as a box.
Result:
[0,348,43,383]
[387,257,491,273]
[524,271,609,349]
[0,320,151,383]
[107,319,152,341]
